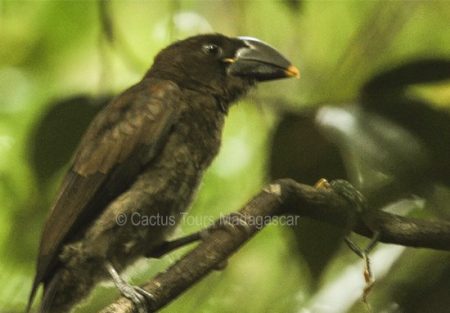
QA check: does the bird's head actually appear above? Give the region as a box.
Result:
[147,34,299,104]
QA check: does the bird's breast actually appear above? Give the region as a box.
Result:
[135,95,225,218]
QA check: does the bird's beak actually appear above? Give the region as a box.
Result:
[225,36,300,81]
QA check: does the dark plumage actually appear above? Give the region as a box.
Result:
[28,33,298,313]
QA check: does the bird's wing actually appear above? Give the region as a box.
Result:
[28,79,181,310]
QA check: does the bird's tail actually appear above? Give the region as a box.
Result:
[26,268,93,313]
[25,271,63,313]
[38,271,62,313]
[25,277,41,313]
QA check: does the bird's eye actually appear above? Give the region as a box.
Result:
[202,44,222,57]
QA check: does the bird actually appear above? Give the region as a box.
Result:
[27,33,299,313]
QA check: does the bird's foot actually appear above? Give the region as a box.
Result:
[119,284,155,313]
[105,261,155,313]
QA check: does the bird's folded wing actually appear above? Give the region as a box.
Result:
[28,79,181,309]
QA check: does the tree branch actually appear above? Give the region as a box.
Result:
[99,178,450,313]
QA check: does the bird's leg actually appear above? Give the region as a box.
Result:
[105,261,155,313]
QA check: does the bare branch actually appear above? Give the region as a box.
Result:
[99,178,450,313]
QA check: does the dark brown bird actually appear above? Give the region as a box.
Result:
[27,33,299,313]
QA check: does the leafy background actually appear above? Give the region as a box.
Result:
[1,1,449,312]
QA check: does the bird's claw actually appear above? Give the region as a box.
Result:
[119,284,150,313]
[105,261,155,313]
[133,286,156,312]
[117,284,156,313]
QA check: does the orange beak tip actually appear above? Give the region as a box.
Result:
[286,65,300,79]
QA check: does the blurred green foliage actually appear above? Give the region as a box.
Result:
[1,1,449,312]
